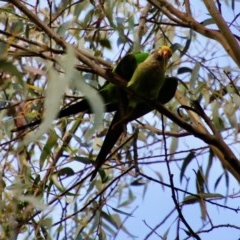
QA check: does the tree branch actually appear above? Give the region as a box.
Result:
[148,0,240,68]
[203,0,240,66]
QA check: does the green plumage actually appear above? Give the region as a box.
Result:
[127,50,167,108]
[12,48,177,182]
[91,46,174,181]
[14,51,175,132]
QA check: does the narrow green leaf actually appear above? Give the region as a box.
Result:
[40,130,58,169]
[231,0,235,10]
[57,20,72,37]
[214,173,223,190]
[72,156,93,164]
[111,207,133,216]
[177,66,192,75]
[101,211,118,229]
[180,151,195,182]
[10,20,24,34]
[57,167,75,177]
[189,62,200,90]
[0,59,23,80]
[180,29,192,57]
[196,167,205,194]
[170,43,182,53]
[51,174,65,192]
[99,39,112,49]
[201,18,215,26]
[130,178,145,186]
[162,227,171,240]
[24,46,75,144]
[212,101,225,130]
[169,136,178,156]
[182,193,224,205]
[72,72,105,140]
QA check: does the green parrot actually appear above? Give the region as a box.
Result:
[11,47,177,181]
[59,52,150,116]
[11,53,147,132]
[12,51,177,132]
[127,46,172,107]
[12,47,177,181]
[90,46,173,180]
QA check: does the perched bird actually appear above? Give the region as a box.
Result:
[90,46,174,181]
[12,51,175,131]
[11,47,177,182]
[127,46,172,108]
[58,52,150,117]
[11,52,149,132]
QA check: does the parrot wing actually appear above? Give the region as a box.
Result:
[90,77,178,181]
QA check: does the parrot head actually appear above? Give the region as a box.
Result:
[156,45,172,68]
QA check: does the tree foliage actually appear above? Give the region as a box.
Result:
[0,0,240,239]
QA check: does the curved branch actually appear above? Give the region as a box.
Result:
[203,0,240,66]
[134,2,152,51]
[148,0,240,67]
[11,1,112,68]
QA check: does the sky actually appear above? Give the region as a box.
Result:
[2,0,240,239]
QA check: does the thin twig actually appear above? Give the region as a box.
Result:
[161,114,201,239]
